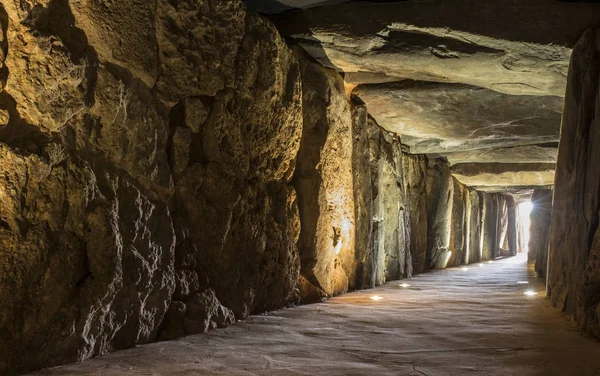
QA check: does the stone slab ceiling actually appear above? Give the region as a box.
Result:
[273,0,600,189]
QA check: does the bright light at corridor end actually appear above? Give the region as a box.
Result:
[524,290,538,296]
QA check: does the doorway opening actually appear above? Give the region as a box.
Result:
[518,201,533,253]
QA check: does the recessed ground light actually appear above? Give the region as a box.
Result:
[524,290,538,296]
[487,261,494,264]
[517,281,529,284]
[399,283,411,288]
[478,264,483,267]
[370,295,383,301]
[461,267,469,271]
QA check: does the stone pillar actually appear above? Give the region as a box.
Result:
[379,132,410,282]
[351,102,375,290]
[506,196,518,257]
[497,195,508,256]
[468,191,482,264]
[426,158,453,269]
[547,29,600,338]
[294,60,355,298]
[529,189,552,277]
[449,178,466,267]
[481,193,499,261]
[404,154,428,274]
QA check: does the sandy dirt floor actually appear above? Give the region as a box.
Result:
[31,254,600,376]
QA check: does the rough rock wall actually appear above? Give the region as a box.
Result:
[378,132,411,282]
[449,178,467,267]
[425,159,453,269]
[351,103,375,290]
[0,1,304,373]
[497,195,509,253]
[530,189,552,277]
[404,154,428,274]
[294,57,355,299]
[547,29,600,339]
[467,191,483,264]
[481,193,499,261]
[359,116,415,286]
[165,12,304,324]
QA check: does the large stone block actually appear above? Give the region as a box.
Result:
[404,154,428,274]
[529,189,552,276]
[425,158,453,269]
[547,29,600,338]
[294,57,355,297]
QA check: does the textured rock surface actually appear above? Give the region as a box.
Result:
[481,193,499,261]
[0,2,305,373]
[350,103,374,290]
[355,82,562,154]
[377,132,411,283]
[294,58,355,298]
[169,13,304,319]
[403,154,428,274]
[274,0,600,96]
[529,189,552,277]
[466,191,482,264]
[0,145,176,374]
[425,159,453,269]
[451,163,555,188]
[449,179,466,267]
[445,145,558,166]
[547,29,600,339]
[270,0,600,187]
[506,196,518,257]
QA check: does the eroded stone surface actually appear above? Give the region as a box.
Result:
[274,0,600,95]
[451,163,556,188]
[403,154,428,274]
[425,159,453,269]
[445,145,558,166]
[0,3,305,374]
[0,145,175,373]
[547,29,600,339]
[529,189,552,278]
[171,13,304,318]
[355,82,562,154]
[294,57,355,297]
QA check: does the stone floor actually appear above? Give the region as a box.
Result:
[32,254,600,376]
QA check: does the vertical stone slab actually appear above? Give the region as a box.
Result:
[449,178,466,267]
[468,190,482,264]
[294,59,355,297]
[426,158,453,269]
[516,204,526,255]
[380,133,402,280]
[350,102,374,289]
[547,29,600,339]
[367,118,384,286]
[369,131,412,284]
[481,193,499,261]
[530,189,552,277]
[404,154,428,274]
[506,196,518,257]
[497,196,509,254]
[464,188,473,265]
